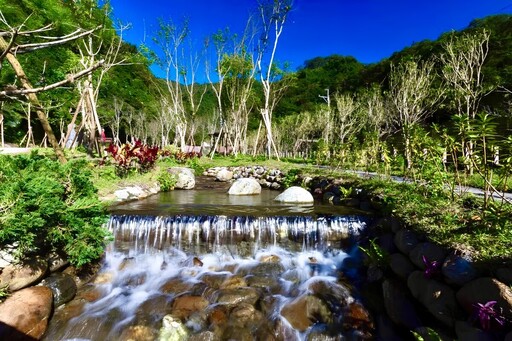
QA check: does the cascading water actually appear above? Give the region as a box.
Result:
[44,211,375,340]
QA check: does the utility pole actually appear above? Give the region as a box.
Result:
[319,88,331,146]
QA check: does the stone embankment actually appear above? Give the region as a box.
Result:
[310,177,512,340]
[204,165,285,190]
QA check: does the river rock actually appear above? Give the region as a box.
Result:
[220,275,247,289]
[160,276,195,295]
[407,270,459,327]
[389,253,415,280]
[245,274,281,294]
[274,186,314,203]
[382,279,422,330]
[198,272,229,289]
[228,178,261,195]
[442,251,478,286]
[240,261,285,278]
[171,295,209,320]
[167,167,195,189]
[230,302,264,327]
[343,302,374,338]
[215,168,233,182]
[280,294,332,331]
[308,279,354,309]
[0,286,53,340]
[40,272,77,307]
[135,294,174,325]
[0,257,48,291]
[188,331,217,341]
[393,229,419,255]
[118,325,156,341]
[158,314,189,341]
[409,242,447,269]
[211,287,261,306]
[455,320,496,341]
[456,277,512,321]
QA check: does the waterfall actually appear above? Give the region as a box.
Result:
[108,214,370,256]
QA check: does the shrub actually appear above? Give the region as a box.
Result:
[0,153,110,267]
[157,170,177,192]
[104,139,159,176]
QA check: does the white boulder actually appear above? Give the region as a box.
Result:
[167,167,195,189]
[274,186,314,203]
[228,178,262,195]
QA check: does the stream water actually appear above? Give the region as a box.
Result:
[44,189,375,340]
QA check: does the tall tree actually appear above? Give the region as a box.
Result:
[440,29,494,172]
[255,0,292,159]
[153,18,189,148]
[388,59,444,170]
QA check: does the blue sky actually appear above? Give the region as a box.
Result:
[108,0,512,79]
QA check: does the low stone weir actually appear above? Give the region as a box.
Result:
[109,214,370,254]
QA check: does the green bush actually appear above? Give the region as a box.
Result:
[157,170,177,191]
[0,153,111,267]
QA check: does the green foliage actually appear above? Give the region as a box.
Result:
[0,284,9,303]
[282,168,302,188]
[157,171,177,192]
[185,156,206,175]
[411,328,442,341]
[359,238,389,268]
[0,153,110,267]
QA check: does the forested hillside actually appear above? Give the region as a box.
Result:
[0,0,511,167]
[276,14,512,121]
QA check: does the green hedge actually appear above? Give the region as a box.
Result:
[0,153,111,267]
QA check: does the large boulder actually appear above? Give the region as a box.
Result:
[442,251,478,286]
[228,178,261,195]
[0,286,53,340]
[274,186,314,203]
[382,279,422,330]
[167,167,195,189]
[393,229,420,255]
[0,257,48,291]
[456,277,512,321]
[407,270,459,327]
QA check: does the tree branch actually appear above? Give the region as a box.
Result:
[13,27,100,54]
[0,60,104,99]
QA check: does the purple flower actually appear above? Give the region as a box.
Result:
[422,255,441,279]
[472,301,506,331]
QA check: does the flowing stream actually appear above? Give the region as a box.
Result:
[44,189,375,340]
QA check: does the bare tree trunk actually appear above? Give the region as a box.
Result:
[0,37,66,162]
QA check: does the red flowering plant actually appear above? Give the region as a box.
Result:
[104,140,160,176]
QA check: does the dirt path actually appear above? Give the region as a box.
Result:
[0,147,32,155]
